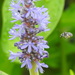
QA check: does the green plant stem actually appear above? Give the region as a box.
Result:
[61,39,68,75]
[29,61,39,75]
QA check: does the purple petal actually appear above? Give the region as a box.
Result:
[39,67,44,73]
[9,51,22,61]
[27,59,32,69]
[32,45,38,51]
[28,45,32,53]
[43,45,49,48]
[12,24,21,29]
[21,58,32,69]
[9,36,16,40]
[38,49,43,55]
[41,63,48,68]
[26,11,30,18]
[21,44,28,49]
[21,61,26,68]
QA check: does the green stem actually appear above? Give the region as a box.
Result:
[61,39,68,75]
[29,61,39,75]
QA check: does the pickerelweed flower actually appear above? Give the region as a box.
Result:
[9,0,50,74]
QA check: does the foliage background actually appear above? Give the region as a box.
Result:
[0,0,75,75]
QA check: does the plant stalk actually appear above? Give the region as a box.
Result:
[61,38,68,75]
[29,61,39,75]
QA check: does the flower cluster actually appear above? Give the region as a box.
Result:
[9,0,50,73]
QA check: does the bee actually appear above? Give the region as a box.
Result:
[60,32,73,39]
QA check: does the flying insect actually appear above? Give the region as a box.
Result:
[60,32,73,39]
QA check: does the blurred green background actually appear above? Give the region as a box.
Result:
[0,0,75,75]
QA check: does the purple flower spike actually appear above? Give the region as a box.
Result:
[9,0,50,73]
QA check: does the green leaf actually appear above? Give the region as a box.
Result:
[0,39,23,75]
[43,3,75,70]
[43,28,61,68]
[0,0,4,38]
[0,71,8,75]
[59,3,75,55]
[70,69,74,75]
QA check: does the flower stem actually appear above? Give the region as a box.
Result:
[29,61,39,75]
[61,38,68,75]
